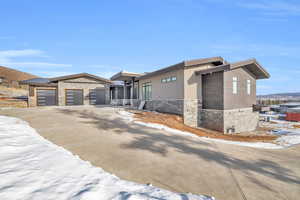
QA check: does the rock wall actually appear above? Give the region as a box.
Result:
[199,109,224,132]
[183,100,202,127]
[223,108,259,133]
[144,99,184,115]
[199,108,258,133]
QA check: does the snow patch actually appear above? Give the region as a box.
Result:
[0,115,213,200]
[118,111,300,149]
[118,110,135,122]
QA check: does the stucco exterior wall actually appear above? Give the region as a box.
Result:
[223,67,256,110]
[57,77,109,106]
[183,64,214,100]
[138,69,184,100]
[183,64,215,127]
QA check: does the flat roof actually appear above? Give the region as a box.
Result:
[137,57,224,80]
[110,71,143,81]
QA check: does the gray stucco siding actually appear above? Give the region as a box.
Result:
[138,69,184,100]
[223,67,256,110]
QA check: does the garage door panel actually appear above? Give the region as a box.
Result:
[65,89,83,105]
[89,89,105,105]
[37,89,57,106]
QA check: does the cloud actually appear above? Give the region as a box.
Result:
[32,71,73,78]
[0,49,71,68]
[0,49,45,58]
[4,62,72,67]
[238,0,300,16]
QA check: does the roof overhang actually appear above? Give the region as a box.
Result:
[27,83,58,87]
[184,56,224,67]
[195,64,230,76]
[194,59,270,80]
[231,59,270,79]
[110,71,143,81]
[50,73,112,83]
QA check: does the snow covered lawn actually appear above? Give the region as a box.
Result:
[0,116,213,200]
[118,111,300,149]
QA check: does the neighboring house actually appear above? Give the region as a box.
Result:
[0,76,5,85]
[21,73,111,107]
[110,57,270,133]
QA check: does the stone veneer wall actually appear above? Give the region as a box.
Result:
[198,109,224,132]
[58,78,109,106]
[199,108,258,133]
[223,108,258,133]
[143,100,184,115]
[183,100,202,127]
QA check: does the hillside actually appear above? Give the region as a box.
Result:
[258,92,300,98]
[0,66,38,82]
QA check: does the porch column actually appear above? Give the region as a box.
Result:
[110,88,112,101]
[123,82,127,106]
[130,84,133,106]
[130,78,134,106]
[115,87,118,105]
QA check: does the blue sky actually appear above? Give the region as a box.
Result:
[0,0,299,94]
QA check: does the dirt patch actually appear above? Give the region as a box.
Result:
[293,124,300,129]
[269,121,278,124]
[130,110,277,143]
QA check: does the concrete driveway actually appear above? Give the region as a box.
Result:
[1,106,300,200]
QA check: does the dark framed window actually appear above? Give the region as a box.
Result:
[142,82,152,100]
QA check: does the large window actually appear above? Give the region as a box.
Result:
[247,79,251,95]
[232,77,238,94]
[142,82,152,100]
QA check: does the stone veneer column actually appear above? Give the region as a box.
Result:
[105,84,110,104]
[130,82,134,106]
[123,84,126,106]
[183,99,201,128]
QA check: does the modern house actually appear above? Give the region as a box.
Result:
[110,57,270,133]
[21,73,111,107]
[21,56,270,134]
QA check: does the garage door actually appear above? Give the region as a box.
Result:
[89,89,106,105]
[37,89,57,106]
[65,89,83,106]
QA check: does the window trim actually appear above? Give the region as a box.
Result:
[232,77,238,94]
[247,79,251,95]
[142,82,152,100]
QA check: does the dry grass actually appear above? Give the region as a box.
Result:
[0,98,27,108]
[293,124,300,129]
[131,110,277,143]
[0,86,28,97]
[269,121,278,124]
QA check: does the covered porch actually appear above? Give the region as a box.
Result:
[110,71,142,106]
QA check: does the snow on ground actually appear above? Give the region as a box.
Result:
[118,111,300,149]
[0,115,213,200]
